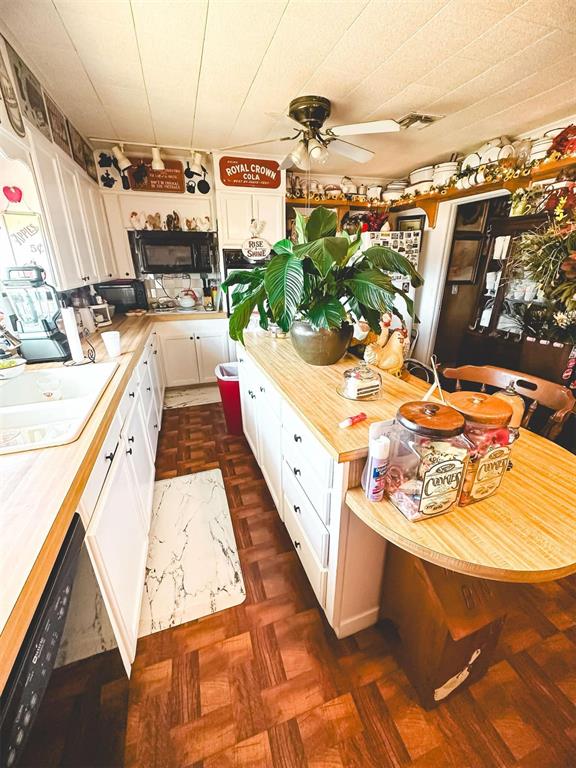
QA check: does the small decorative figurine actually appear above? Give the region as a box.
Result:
[364,328,406,376]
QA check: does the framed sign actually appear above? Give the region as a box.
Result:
[45,94,71,156]
[127,158,185,193]
[0,42,25,137]
[242,236,271,262]
[5,41,50,139]
[3,212,47,263]
[397,214,425,232]
[219,156,280,189]
[67,120,86,170]
[82,139,98,181]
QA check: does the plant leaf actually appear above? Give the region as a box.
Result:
[264,253,304,332]
[347,232,363,260]
[345,269,395,313]
[363,246,424,287]
[228,284,265,344]
[359,303,382,334]
[295,236,348,276]
[257,299,269,331]
[295,211,308,244]
[394,287,418,322]
[305,207,337,241]
[272,238,294,256]
[221,268,264,290]
[307,296,347,330]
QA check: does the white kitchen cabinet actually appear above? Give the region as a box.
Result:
[162,335,201,386]
[252,193,285,245]
[77,177,117,282]
[258,398,282,511]
[237,353,259,461]
[56,159,95,284]
[101,194,136,278]
[217,191,285,247]
[195,328,229,383]
[124,396,154,532]
[85,434,148,676]
[28,131,83,289]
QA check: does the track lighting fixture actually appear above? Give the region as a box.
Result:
[111,144,131,172]
[151,147,165,171]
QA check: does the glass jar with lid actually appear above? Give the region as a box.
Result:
[385,401,471,521]
[447,391,513,506]
[338,362,382,400]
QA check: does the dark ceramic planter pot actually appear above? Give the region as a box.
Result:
[290,320,353,366]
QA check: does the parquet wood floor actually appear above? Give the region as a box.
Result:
[21,402,576,767]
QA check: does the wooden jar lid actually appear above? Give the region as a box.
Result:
[397,401,465,437]
[447,391,512,426]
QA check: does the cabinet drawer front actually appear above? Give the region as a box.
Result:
[282,403,333,483]
[139,345,152,379]
[283,493,327,607]
[79,413,122,525]
[283,467,329,566]
[140,365,154,418]
[282,433,331,523]
[118,367,140,424]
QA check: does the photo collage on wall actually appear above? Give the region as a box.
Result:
[363,230,422,268]
[0,35,95,178]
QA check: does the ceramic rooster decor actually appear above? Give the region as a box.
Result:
[364,328,406,376]
[352,312,392,350]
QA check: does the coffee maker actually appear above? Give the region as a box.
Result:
[1,265,70,363]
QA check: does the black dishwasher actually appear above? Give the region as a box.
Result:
[0,514,84,768]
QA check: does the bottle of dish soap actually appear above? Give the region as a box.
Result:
[361,422,391,502]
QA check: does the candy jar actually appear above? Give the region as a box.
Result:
[447,392,513,506]
[385,401,470,521]
[492,383,525,442]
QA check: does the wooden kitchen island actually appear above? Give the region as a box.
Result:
[238,331,576,706]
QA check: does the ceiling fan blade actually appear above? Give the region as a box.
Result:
[328,119,400,137]
[217,134,298,151]
[327,138,374,163]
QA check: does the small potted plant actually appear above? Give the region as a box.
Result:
[222,207,423,366]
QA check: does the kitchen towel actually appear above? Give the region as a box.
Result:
[139,469,245,636]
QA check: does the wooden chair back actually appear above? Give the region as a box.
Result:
[442,364,576,441]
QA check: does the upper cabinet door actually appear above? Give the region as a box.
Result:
[92,189,118,280]
[28,133,83,290]
[252,194,285,245]
[77,176,107,282]
[56,159,94,283]
[219,193,253,244]
[102,194,136,278]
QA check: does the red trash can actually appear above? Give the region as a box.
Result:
[215,362,243,435]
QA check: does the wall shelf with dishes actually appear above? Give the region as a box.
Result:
[389,156,576,227]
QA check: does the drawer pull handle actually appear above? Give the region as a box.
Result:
[143,360,148,365]
[259,386,265,393]
[105,452,115,462]
[126,448,133,455]
[128,436,135,443]
[293,505,301,514]
[293,467,301,477]
[294,540,301,549]
[293,434,302,443]
[251,393,256,400]
[129,391,135,398]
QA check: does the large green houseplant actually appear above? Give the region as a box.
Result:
[222,207,424,365]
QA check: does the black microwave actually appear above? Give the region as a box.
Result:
[94,279,148,311]
[129,230,217,275]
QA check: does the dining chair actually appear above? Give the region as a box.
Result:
[442,364,576,441]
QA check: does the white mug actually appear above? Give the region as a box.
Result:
[101,331,121,358]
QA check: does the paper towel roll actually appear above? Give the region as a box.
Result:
[61,307,84,363]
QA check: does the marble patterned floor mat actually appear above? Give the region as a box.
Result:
[163,385,221,409]
[139,469,245,636]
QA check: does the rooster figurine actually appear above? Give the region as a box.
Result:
[364,328,406,376]
[362,314,393,364]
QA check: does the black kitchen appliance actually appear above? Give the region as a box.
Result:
[129,230,217,275]
[0,514,84,768]
[1,266,70,363]
[94,279,148,313]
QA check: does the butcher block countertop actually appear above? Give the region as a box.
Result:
[243,332,576,585]
[243,332,426,463]
[0,310,226,693]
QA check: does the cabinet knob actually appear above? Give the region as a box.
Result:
[293,467,301,477]
[239,357,244,362]
[125,272,130,276]
[154,424,158,430]
[128,435,135,443]
[108,273,112,278]
[129,391,135,398]
[153,350,158,355]
[293,505,301,514]
[105,452,115,462]
[143,360,148,365]
[147,386,151,392]
[259,386,265,393]
[190,336,194,340]
[293,434,302,443]
[294,540,301,549]
[248,389,253,396]
[126,447,133,455]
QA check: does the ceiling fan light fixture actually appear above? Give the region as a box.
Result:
[290,140,310,170]
[151,146,165,170]
[112,144,131,171]
[308,137,329,165]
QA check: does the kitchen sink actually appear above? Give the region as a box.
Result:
[0,362,119,454]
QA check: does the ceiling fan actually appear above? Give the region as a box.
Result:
[219,95,400,169]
